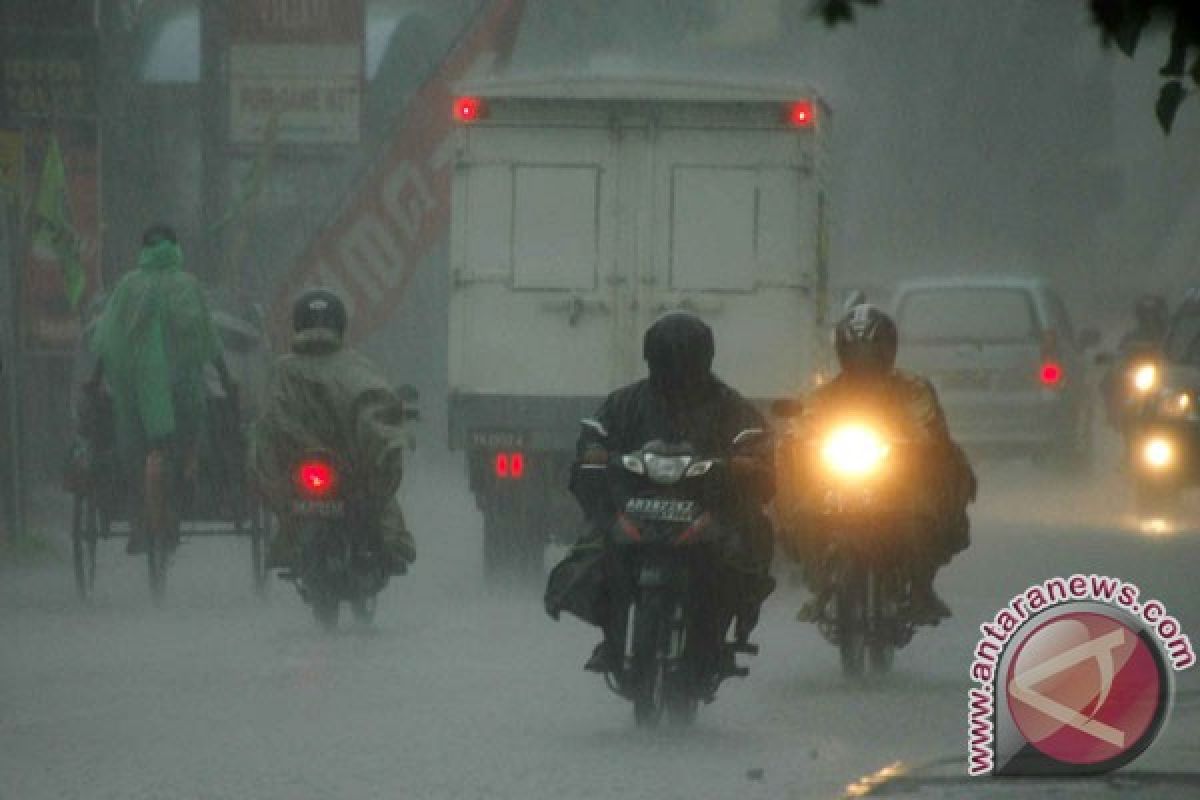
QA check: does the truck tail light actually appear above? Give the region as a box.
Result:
[787,100,815,128]
[453,96,485,123]
[494,452,526,480]
[1040,362,1064,387]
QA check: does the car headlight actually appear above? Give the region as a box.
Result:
[1141,436,1175,470]
[1130,362,1159,394]
[821,425,891,478]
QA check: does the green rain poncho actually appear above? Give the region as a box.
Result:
[90,240,222,463]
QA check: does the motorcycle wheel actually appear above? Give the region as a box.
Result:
[351,593,378,625]
[666,685,699,727]
[836,561,867,679]
[867,571,896,676]
[631,592,668,728]
[312,596,340,631]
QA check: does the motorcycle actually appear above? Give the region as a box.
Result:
[285,452,393,630]
[778,412,926,678]
[574,419,762,727]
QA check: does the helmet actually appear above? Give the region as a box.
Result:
[1134,293,1167,329]
[292,288,347,337]
[142,223,177,247]
[835,304,898,375]
[643,312,714,395]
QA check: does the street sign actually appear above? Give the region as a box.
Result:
[229,0,364,146]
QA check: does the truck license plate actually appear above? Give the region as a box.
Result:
[470,429,528,450]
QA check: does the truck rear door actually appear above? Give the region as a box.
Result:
[641,125,820,396]
[450,125,628,396]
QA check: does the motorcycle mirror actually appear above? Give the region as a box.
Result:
[771,397,804,418]
[580,418,609,439]
[732,428,765,446]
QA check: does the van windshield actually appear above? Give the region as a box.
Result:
[897,288,1038,345]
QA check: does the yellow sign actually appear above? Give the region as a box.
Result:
[0,130,23,193]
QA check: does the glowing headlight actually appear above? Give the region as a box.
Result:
[1131,363,1159,394]
[1158,391,1192,418]
[821,425,891,478]
[1142,437,1175,470]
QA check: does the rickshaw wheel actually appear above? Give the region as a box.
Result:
[71,494,97,602]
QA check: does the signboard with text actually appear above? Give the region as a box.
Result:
[229,0,364,146]
[0,30,98,119]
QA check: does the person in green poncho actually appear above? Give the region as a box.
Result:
[249,288,415,575]
[85,224,236,554]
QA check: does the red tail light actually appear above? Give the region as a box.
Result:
[296,460,337,498]
[1040,362,1064,387]
[453,96,485,123]
[787,100,815,128]
[493,451,526,480]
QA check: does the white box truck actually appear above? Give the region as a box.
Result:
[446,75,831,577]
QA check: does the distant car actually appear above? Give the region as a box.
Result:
[1126,291,1200,510]
[890,276,1098,465]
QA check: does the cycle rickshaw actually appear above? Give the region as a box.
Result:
[64,305,273,604]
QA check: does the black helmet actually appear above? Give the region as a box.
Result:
[142,223,177,247]
[835,304,898,375]
[1134,293,1167,329]
[643,312,714,395]
[292,288,347,337]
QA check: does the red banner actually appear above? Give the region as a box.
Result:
[270,0,524,341]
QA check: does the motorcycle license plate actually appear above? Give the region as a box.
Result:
[822,487,875,513]
[624,497,696,523]
[291,499,346,518]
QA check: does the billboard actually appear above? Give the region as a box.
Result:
[229,0,365,146]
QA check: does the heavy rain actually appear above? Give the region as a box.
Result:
[2,2,1199,798]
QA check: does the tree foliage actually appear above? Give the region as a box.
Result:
[811,0,1200,132]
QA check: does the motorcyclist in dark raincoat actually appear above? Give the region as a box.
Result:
[1101,293,1169,433]
[785,305,975,625]
[545,312,775,674]
[249,288,415,575]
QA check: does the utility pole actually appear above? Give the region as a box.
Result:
[200,0,230,287]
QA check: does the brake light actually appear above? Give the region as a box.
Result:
[453,96,485,123]
[493,451,526,480]
[296,460,337,498]
[787,100,815,128]
[1040,362,1064,387]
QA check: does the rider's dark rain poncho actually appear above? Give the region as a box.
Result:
[545,313,774,627]
[89,240,221,465]
[249,328,414,562]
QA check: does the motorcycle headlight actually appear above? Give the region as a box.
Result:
[1131,363,1159,394]
[643,453,690,484]
[821,425,891,478]
[684,460,716,478]
[1141,436,1175,471]
[1156,390,1193,418]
